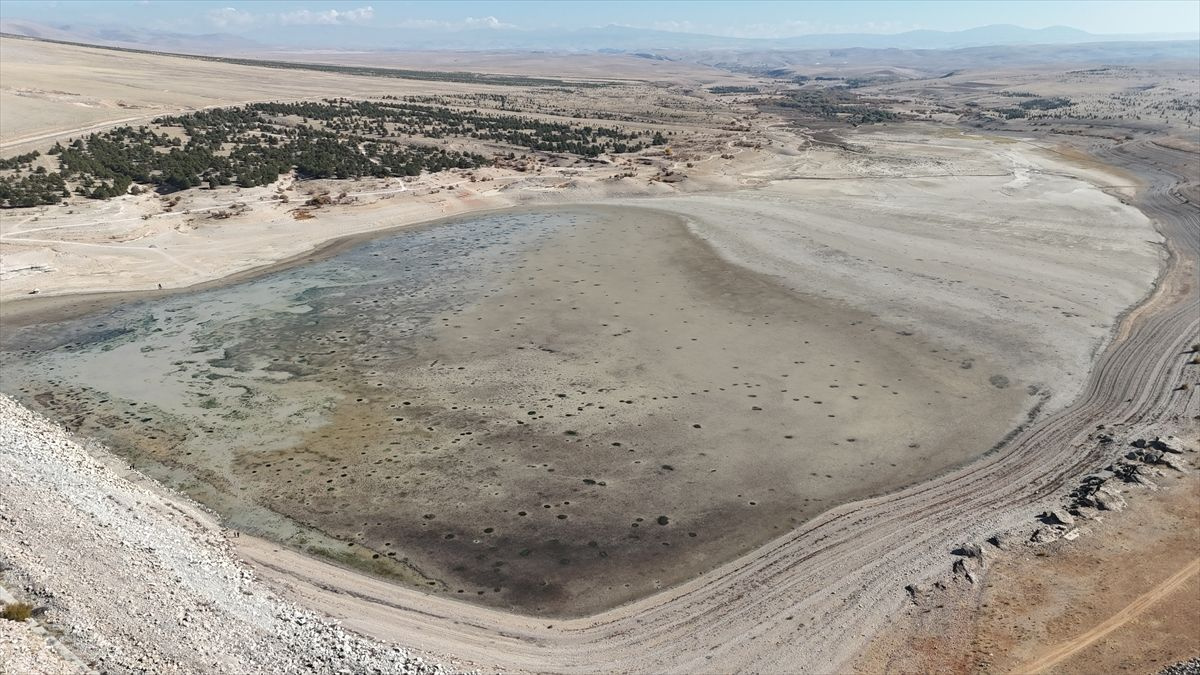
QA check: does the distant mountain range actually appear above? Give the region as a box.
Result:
[520,24,1198,52]
[0,19,264,54]
[1,19,1196,54]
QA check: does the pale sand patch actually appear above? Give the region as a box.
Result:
[0,37,565,149]
[639,130,1163,413]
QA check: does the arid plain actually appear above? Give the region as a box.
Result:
[0,33,1197,674]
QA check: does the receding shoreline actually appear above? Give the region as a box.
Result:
[1,200,1043,616]
[222,135,1197,674]
[0,118,1182,675]
[1,123,1172,619]
[0,204,532,331]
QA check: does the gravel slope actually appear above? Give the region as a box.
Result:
[0,617,87,675]
[0,395,459,675]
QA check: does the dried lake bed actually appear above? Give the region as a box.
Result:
[1,204,1051,615]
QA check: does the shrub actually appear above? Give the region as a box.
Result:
[1,602,34,622]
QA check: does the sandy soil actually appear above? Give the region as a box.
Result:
[0,161,718,304]
[244,48,756,84]
[634,128,1162,413]
[853,470,1200,675]
[0,36,731,155]
[0,37,488,151]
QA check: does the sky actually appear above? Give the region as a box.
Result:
[1,0,1198,39]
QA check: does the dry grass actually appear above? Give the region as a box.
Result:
[1,602,34,622]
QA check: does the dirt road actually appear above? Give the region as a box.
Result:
[237,138,1199,674]
[1017,557,1200,673]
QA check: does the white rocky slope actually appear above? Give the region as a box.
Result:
[0,395,455,675]
[0,616,86,675]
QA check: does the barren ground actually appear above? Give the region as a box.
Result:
[0,36,1197,674]
[1,124,1161,617]
[854,471,1200,675]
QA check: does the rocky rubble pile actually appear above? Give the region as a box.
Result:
[906,539,991,600]
[0,615,87,675]
[909,428,1196,603]
[1160,657,1200,675]
[0,396,461,675]
[1028,432,1195,545]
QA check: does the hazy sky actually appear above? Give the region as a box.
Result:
[2,0,1198,38]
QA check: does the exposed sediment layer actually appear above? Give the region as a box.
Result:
[0,134,1190,672]
[225,138,1198,673]
[0,204,1031,616]
[2,128,1160,617]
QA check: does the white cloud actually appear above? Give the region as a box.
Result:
[462,16,516,30]
[726,20,921,38]
[280,6,375,26]
[207,6,256,29]
[393,15,517,31]
[626,19,921,39]
[392,18,446,30]
[646,20,700,34]
[201,6,514,33]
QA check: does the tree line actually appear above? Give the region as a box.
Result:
[0,98,665,208]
